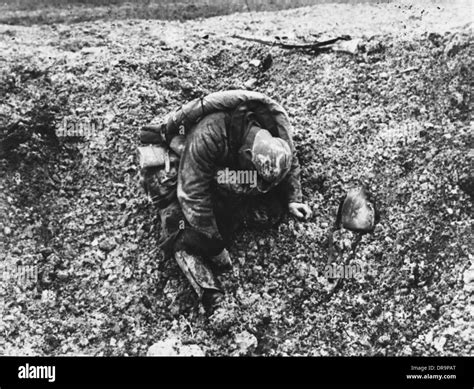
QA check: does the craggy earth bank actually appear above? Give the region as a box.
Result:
[0,1,472,356]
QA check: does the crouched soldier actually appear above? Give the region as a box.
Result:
[139,90,312,313]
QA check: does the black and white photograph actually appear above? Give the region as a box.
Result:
[0,0,472,386]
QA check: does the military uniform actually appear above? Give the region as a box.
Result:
[140,90,303,302]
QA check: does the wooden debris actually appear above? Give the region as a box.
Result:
[231,34,352,53]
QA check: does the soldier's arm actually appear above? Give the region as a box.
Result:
[266,101,303,204]
[281,157,303,203]
[163,90,284,141]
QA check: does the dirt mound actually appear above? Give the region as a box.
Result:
[0,1,472,356]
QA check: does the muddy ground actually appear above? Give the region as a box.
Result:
[0,1,472,356]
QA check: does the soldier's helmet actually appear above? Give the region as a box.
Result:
[337,187,379,234]
[251,129,292,192]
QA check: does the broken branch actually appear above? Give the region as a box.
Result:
[231,34,351,51]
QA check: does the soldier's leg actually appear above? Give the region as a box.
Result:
[141,163,222,311]
[212,192,245,244]
[157,200,184,258]
[208,191,250,271]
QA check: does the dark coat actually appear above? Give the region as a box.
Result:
[175,93,302,242]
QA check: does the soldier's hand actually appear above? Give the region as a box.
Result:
[289,202,313,220]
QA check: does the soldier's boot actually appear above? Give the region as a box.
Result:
[202,289,225,315]
[207,248,232,273]
[174,250,224,314]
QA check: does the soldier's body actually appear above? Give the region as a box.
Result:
[140,90,312,312]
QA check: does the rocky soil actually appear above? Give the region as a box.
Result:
[0,0,472,356]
